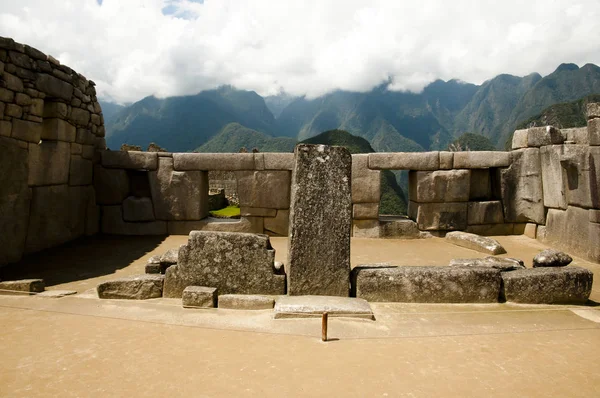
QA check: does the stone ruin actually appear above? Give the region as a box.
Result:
[0,36,597,312]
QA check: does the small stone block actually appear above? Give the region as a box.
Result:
[501,267,593,304]
[274,295,375,320]
[218,294,275,310]
[0,279,45,295]
[445,231,506,255]
[524,223,537,239]
[182,286,217,308]
[586,102,600,119]
[145,263,161,274]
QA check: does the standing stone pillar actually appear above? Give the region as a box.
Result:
[287,144,352,296]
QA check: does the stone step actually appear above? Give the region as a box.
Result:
[274,295,375,320]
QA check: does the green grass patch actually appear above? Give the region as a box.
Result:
[209,205,241,219]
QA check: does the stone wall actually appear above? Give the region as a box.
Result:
[0,37,104,266]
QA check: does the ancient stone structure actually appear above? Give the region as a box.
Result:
[0,37,104,266]
[287,144,352,296]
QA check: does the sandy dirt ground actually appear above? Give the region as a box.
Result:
[1,235,600,397]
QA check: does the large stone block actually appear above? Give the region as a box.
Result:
[379,217,423,239]
[0,279,45,295]
[263,153,294,170]
[28,141,70,186]
[445,231,506,255]
[273,295,375,320]
[287,144,352,296]
[163,231,285,298]
[65,185,95,239]
[409,201,468,231]
[562,127,589,145]
[500,148,545,224]
[97,275,165,300]
[0,138,30,265]
[101,150,158,170]
[11,119,42,143]
[439,152,454,169]
[122,196,155,222]
[545,206,596,262]
[41,118,76,142]
[25,185,72,253]
[236,170,290,209]
[467,201,504,225]
[35,73,73,101]
[409,169,470,203]
[173,153,255,171]
[69,155,93,186]
[69,108,90,126]
[560,145,599,209]
[466,223,515,236]
[453,151,511,168]
[43,101,68,119]
[352,266,502,303]
[149,157,209,220]
[264,209,289,236]
[93,165,130,205]
[449,257,525,271]
[101,205,167,235]
[587,102,600,119]
[540,145,567,209]
[588,117,600,146]
[351,154,380,203]
[352,219,380,238]
[512,126,564,148]
[368,152,439,170]
[501,267,593,304]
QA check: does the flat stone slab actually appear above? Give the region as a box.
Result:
[37,290,77,298]
[0,279,45,295]
[445,231,506,255]
[218,294,275,310]
[274,295,375,320]
[449,257,525,271]
[97,274,165,300]
[182,286,217,308]
[501,266,593,304]
[352,266,501,303]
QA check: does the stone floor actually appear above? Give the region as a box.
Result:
[1,235,600,396]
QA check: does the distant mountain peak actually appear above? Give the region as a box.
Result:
[554,63,579,73]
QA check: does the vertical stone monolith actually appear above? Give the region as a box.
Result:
[287,144,352,296]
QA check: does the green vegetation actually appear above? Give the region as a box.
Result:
[209,205,241,219]
[300,129,407,215]
[196,123,296,153]
[449,132,496,151]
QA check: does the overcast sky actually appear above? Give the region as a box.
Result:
[1,0,599,104]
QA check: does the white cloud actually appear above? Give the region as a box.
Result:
[1,0,599,103]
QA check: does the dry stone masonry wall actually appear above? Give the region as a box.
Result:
[0,37,105,266]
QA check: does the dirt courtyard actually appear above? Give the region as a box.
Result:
[1,235,600,397]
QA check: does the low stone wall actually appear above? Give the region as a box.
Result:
[0,37,104,266]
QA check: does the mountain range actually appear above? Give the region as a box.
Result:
[103,63,600,153]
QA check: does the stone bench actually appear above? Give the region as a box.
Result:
[351,266,501,303]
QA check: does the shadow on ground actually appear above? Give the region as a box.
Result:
[0,235,166,287]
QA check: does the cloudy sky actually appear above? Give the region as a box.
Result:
[1,0,599,104]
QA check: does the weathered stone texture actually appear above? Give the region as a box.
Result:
[562,127,589,145]
[379,218,423,239]
[101,150,158,170]
[533,249,573,268]
[274,295,374,320]
[466,223,515,236]
[217,294,275,310]
[69,155,93,186]
[588,102,600,119]
[545,207,596,262]
[351,154,380,203]
[501,267,592,304]
[41,118,76,142]
[453,151,511,168]
[445,231,506,255]
[449,257,525,271]
[540,145,567,209]
[97,275,165,300]
[149,157,208,220]
[439,152,454,170]
[469,169,492,200]
[368,152,439,170]
[25,185,72,253]
[589,118,600,146]
[352,266,502,303]
[182,286,217,308]
[93,165,130,205]
[0,138,30,265]
[524,223,537,239]
[263,153,294,170]
[240,207,277,217]
[500,148,545,224]
[409,201,468,231]
[11,119,42,143]
[163,231,285,298]
[409,169,470,203]
[236,170,290,209]
[0,279,45,295]
[173,153,255,171]
[28,141,70,186]
[467,201,504,225]
[122,196,155,222]
[353,203,379,220]
[35,73,73,100]
[287,144,352,296]
[352,219,380,238]
[560,145,599,209]
[512,126,564,149]
[167,217,263,235]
